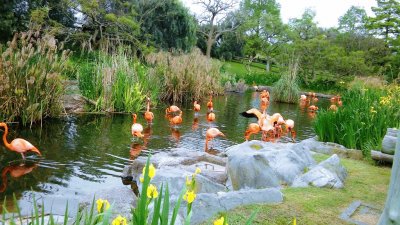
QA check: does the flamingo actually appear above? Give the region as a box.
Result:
[170,111,183,125]
[207,95,213,112]
[240,108,265,125]
[300,94,307,101]
[337,100,343,107]
[260,97,269,113]
[0,162,38,193]
[131,114,144,138]
[0,123,42,160]
[285,119,296,142]
[193,101,201,112]
[165,105,181,116]
[207,112,216,122]
[192,117,199,131]
[144,97,154,124]
[205,128,225,151]
[308,105,318,112]
[312,97,319,103]
[329,104,338,111]
[244,123,261,141]
[260,90,270,100]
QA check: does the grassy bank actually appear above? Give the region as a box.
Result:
[205,154,391,224]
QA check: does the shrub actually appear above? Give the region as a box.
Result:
[314,85,400,156]
[0,31,71,125]
[272,58,300,103]
[146,48,223,103]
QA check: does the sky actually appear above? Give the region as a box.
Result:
[181,0,377,28]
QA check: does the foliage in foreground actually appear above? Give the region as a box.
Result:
[272,59,300,103]
[314,85,400,156]
[0,31,70,125]
[77,49,160,113]
[146,49,223,103]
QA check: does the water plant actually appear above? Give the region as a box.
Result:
[146,48,223,103]
[314,85,400,156]
[272,58,300,103]
[0,31,71,125]
[77,48,160,112]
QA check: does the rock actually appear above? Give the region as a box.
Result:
[297,137,363,160]
[62,94,86,113]
[226,140,315,190]
[188,188,283,225]
[292,154,347,189]
[382,128,398,155]
[144,167,227,197]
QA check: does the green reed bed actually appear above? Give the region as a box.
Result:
[272,59,300,103]
[0,31,71,125]
[314,85,400,156]
[146,49,223,103]
[77,49,160,113]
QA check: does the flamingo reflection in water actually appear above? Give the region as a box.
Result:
[0,162,38,193]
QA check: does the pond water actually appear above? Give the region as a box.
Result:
[0,91,328,215]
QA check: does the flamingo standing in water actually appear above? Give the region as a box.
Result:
[0,123,42,160]
[165,105,181,117]
[285,119,296,142]
[193,101,201,112]
[207,111,216,122]
[144,97,154,124]
[244,123,261,141]
[170,111,183,125]
[131,114,144,138]
[207,95,213,112]
[205,128,225,151]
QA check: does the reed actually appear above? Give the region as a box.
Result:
[272,58,300,103]
[314,85,400,156]
[77,48,159,112]
[0,31,71,125]
[146,49,223,103]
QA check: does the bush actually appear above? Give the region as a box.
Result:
[314,85,400,156]
[146,48,223,103]
[0,31,71,125]
[273,59,300,103]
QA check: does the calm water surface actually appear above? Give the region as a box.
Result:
[0,91,328,214]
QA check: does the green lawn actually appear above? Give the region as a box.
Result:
[204,154,391,225]
[222,61,266,76]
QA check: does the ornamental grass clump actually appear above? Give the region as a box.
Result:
[314,85,400,156]
[0,31,71,125]
[146,48,223,103]
[272,58,300,103]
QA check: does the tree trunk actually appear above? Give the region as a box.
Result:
[378,131,400,225]
[206,36,213,58]
[266,60,270,72]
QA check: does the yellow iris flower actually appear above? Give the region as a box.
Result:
[195,167,201,174]
[213,217,227,225]
[183,190,196,203]
[112,215,127,225]
[96,199,110,213]
[142,164,156,179]
[147,184,159,198]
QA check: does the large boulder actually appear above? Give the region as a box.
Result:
[292,154,347,189]
[381,128,398,155]
[226,140,315,190]
[188,188,283,225]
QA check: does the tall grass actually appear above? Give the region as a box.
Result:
[314,85,400,156]
[146,49,223,103]
[0,31,71,125]
[77,49,160,112]
[272,58,300,103]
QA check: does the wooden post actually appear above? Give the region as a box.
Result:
[378,130,400,225]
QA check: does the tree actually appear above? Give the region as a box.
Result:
[195,0,239,58]
[338,6,368,34]
[289,8,319,41]
[133,0,197,52]
[367,0,400,47]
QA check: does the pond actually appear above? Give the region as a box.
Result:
[0,91,329,215]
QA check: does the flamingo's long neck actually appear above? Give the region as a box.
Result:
[205,138,209,151]
[1,125,12,151]
[133,115,137,124]
[146,101,150,112]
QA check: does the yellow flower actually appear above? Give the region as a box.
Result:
[112,215,127,225]
[183,190,196,203]
[147,184,159,198]
[213,217,227,225]
[293,218,296,225]
[195,167,201,174]
[139,176,144,183]
[142,164,156,179]
[370,106,377,114]
[96,199,110,213]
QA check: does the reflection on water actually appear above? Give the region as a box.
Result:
[0,91,329,214]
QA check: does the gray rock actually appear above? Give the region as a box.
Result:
[382,128,398,155]
[188,188,283,225]
[226,140,315,190]
[62,94,86,113]
[292,154,347,189]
